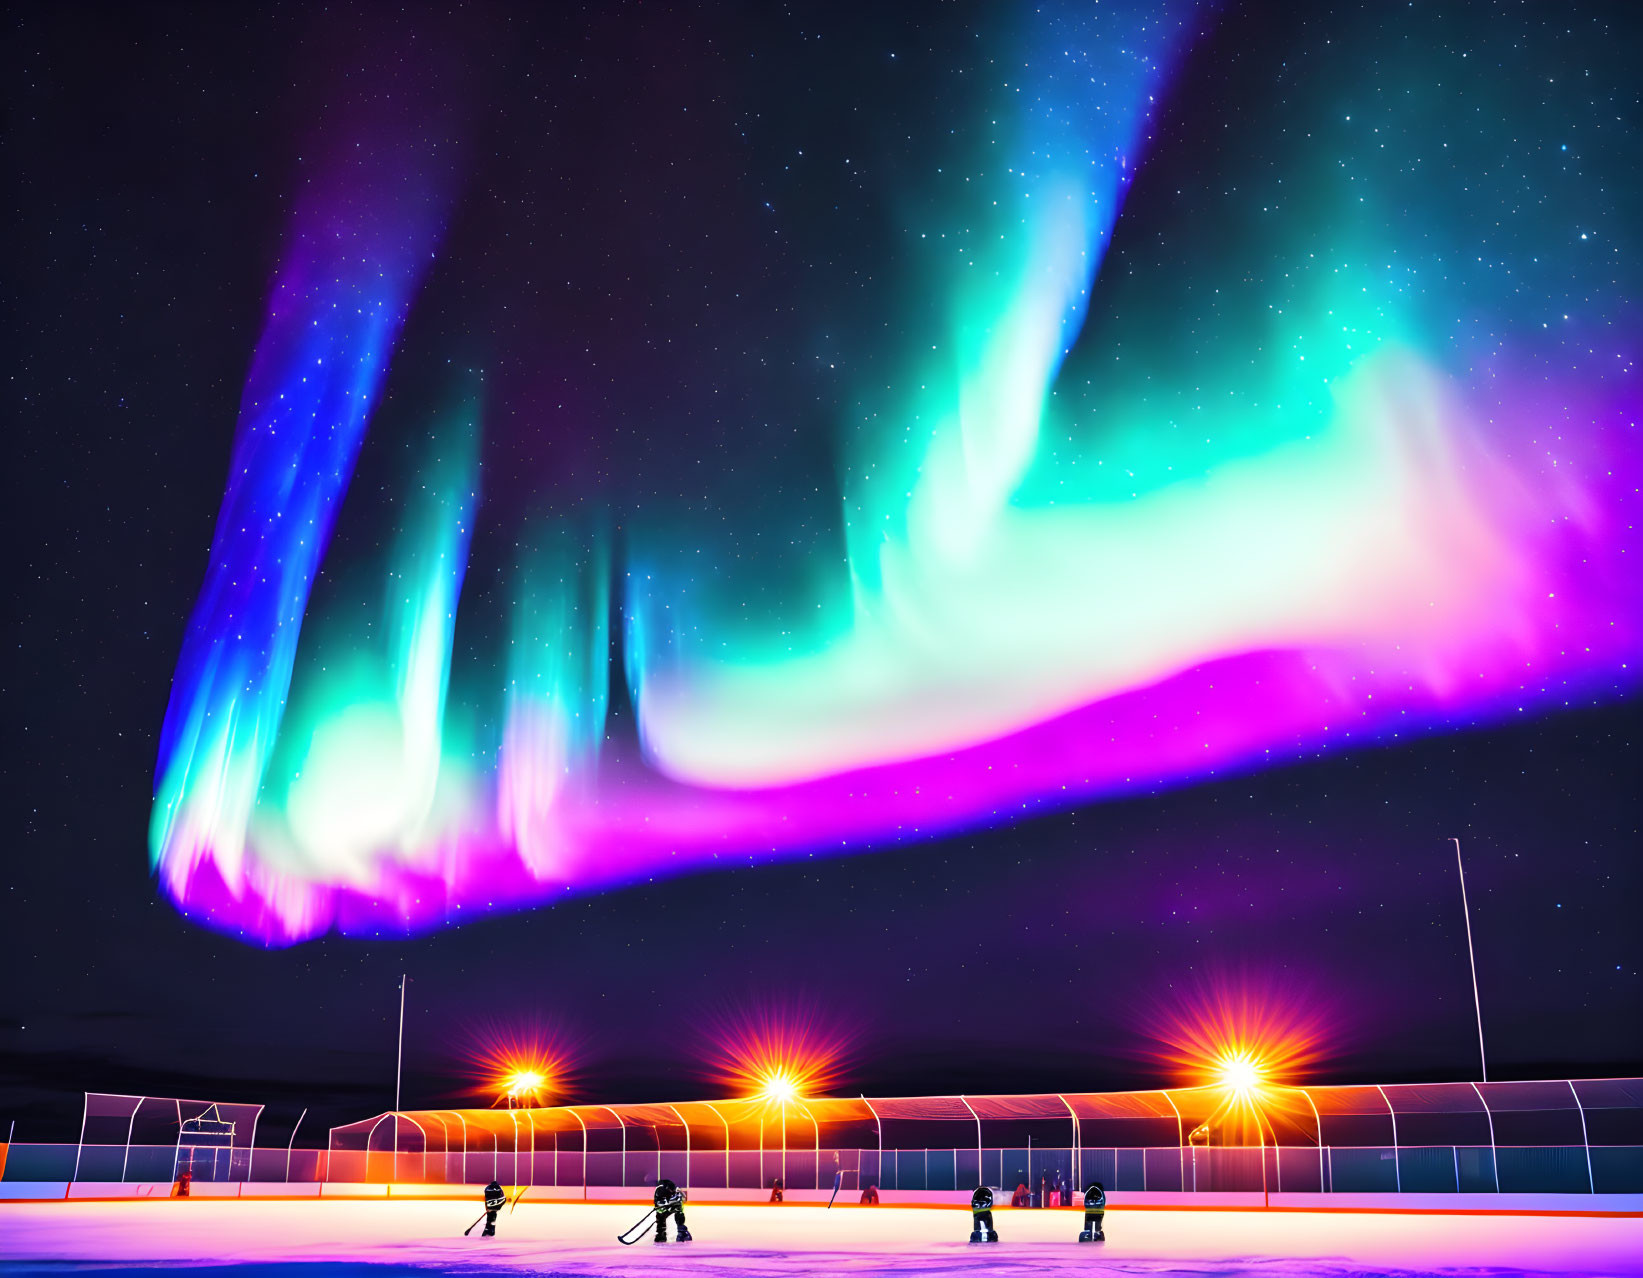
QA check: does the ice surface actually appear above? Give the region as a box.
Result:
[1,1198,1639,1277]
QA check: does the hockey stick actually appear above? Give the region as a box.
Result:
[616,1206,658,1245]
[827,1171,842,1209]
[462,1210,488,1237]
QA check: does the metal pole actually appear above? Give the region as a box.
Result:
[1161,1090,1185,1193]
[795,1101,820,1190]
[396,975,407,1110]
[1056,1095,1079,1194]
[960,1096,982,1187]
[451,1110,471,1186]
[394,974,407,1177]
[1375,1085,1401,1193]
[862,1097,882,1193]
[1257,1098,1267,1208]
[668,1106,691,1191]
[566,1107,588,1199]
[1567,1080,1595,1194]
[286,1108,307,1183]
[600,1107,626,1189]
[704,1102,731,1189]
[72,1093,90,1183]
[1469,1082,1500,1192]
[1451,839,1488,1081]
[246,1104,263,1184]
[121,1098,140,1183]
[1251,1094,1279,1205]
[1295,1087,1324,1193]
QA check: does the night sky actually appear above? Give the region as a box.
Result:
[3,0,1640,1145]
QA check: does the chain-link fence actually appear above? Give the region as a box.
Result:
[6,1081,1639,1195]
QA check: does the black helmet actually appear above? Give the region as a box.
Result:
[971,1185,994,1210]
[1084,1181,1104,1199]
[654,1178,679,1205]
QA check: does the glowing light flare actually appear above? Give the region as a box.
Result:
[500,1069,550,1105]
[464,1022,576,1110]
[1213,1049,1265,1099]
[756,1071,801,1105]
[1145,970,1334,1147]
[704,1004,851,1107]
[1148,971,1331,1092]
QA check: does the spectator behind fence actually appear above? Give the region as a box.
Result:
[1011,1182,1030,1208]
[859,1183,879,1204]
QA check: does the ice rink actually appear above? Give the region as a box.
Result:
[1,1198,1641,1277]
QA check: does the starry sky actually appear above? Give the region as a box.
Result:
[3,0,1640,1141]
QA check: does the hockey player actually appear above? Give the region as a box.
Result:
[652,1177,692,1243]
[1078,1181,1105,1242]
[481,1181,506,1237]
[968,1185,998,1243]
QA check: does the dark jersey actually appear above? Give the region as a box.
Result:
[970,1186,994,1214]
[1083,1183,1105,1210]
[483,1182,506,1211]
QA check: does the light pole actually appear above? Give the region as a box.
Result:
[394,974,408,1180]
[396,974,408,1111]
[1450,838,1488,1082]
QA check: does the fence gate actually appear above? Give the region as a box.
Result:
[179,1107,236,1181]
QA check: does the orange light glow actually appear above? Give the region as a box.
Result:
[1144,968,1335,1147]
[756,1070,801,1103]
[463,1021,574,1109]
[705,1003,849,1105]
[1147,968,1331,1091]
[1213,1049,1265,1097]
[502,1069,550,1103]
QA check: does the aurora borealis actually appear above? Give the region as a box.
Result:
[146,2,1641,944]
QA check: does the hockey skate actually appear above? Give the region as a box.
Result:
[676,1225,693,1242]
